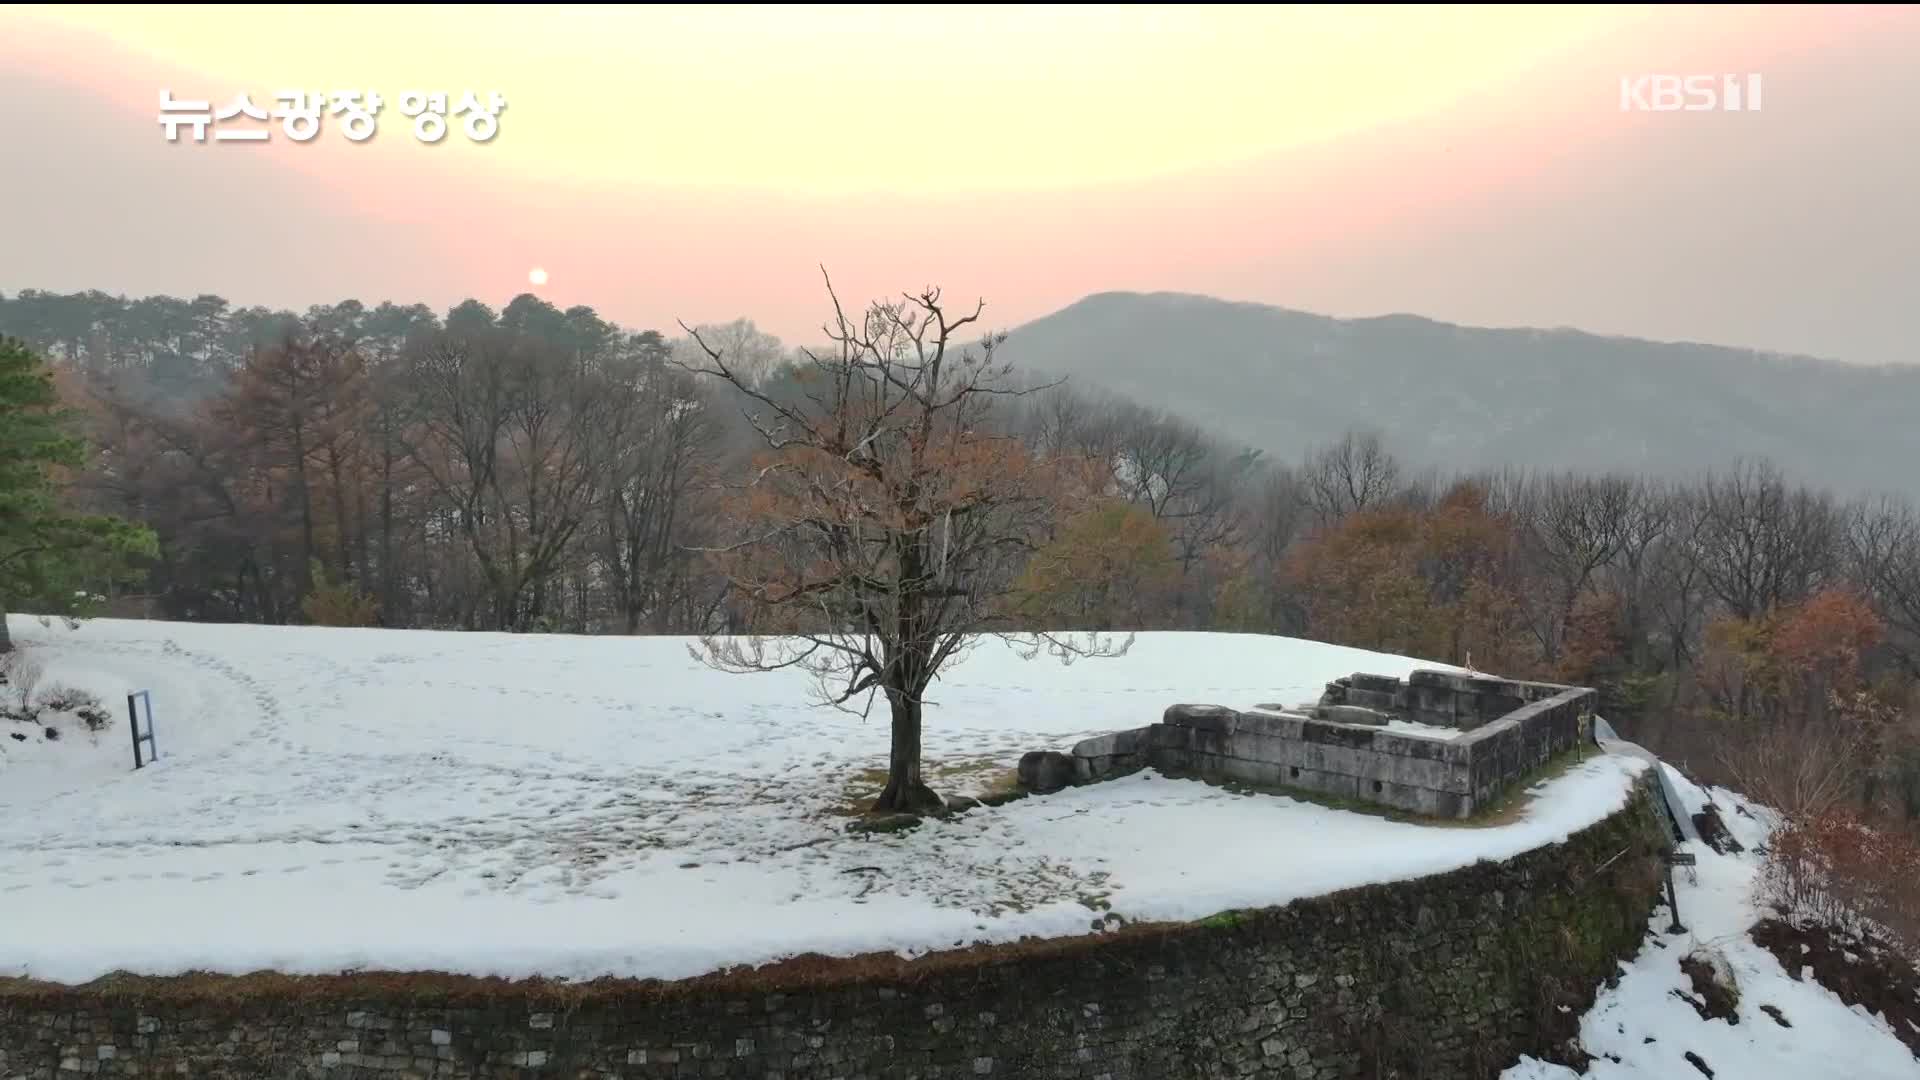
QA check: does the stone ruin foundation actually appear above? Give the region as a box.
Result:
[1023,670,1596,818]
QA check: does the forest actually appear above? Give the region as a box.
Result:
[4,283,1919,847]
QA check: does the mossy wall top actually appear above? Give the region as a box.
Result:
[0,773,1671,1080]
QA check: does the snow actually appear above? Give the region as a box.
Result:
[1,617,1643,987]
[1240,708,1465,740]
[1383,717,1465,740]
[1502,765,1920,1080]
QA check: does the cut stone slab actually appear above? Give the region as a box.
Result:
[1314,705,1392,726]
[1163,704,1240,732]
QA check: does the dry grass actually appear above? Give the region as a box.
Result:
[1454,742,1600,828]
[823,756,1021,818]
[0,914,1204,1007]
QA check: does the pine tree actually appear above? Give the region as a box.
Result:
[0,337,156,651]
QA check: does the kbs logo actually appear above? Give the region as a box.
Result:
[1619,74,1763,112]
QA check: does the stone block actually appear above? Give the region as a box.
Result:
[1072,727,1148,760]
[1163,704,1240,733]
[1348,673,1402,694]
[1314,705,1390,727]
[1017,751,1076,793]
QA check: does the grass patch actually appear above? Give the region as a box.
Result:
[824,757,1022,819]
[823,767,893,818]
[1195,910,1252,930]
[1459,741,1599,828]
[845,813,923,836]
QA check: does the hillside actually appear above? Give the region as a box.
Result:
[998,293,1920,497]
[0,617,1641,986]
[6,619,1917,1078]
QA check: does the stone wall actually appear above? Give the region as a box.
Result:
[1069,672,1597,819]
[1324,671,1573,733]
[0,776,1671,1080]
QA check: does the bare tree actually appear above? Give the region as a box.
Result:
[1648,489,1712,674]
[1302,429,1401,525]
[1106,406,1251,592]
[1690,459,1840,619]
[401,331,612,630]
[679,274,1126,814]
[1601,478,1676,670]
[598,356,721,633]
[1520,472,1635,661]
[1848,496,1920,679]
[673,319,786,389]
[1242,463,1309,631]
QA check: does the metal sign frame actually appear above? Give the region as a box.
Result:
[127,690,158,768]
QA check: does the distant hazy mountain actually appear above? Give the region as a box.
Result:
[998,292,1920,497]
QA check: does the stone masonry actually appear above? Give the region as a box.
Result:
[0,775,1670,1080]
[1068,671,1597,818]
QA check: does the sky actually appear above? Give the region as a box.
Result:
[1,4,1916,363]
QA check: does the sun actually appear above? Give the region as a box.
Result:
[528,267,548,287]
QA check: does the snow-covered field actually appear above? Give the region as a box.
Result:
[1504,766,1920,1080]
[0,617,1645,987]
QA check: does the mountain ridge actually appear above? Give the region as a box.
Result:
[995,291,1918,497]
[1030,289,1846,367]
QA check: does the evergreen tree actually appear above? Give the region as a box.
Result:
[0,337,156,651]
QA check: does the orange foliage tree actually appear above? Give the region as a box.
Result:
[1422,482,1533,673]
[1703,586,1883,725]
[1013,501,1179,629]
[1764,805,1920,952]
[683,276,1127,814]
[1772,586,1882,703]
[1283,507,1436,657]
[1283,482,1533,672]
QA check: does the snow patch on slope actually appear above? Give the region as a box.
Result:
[1503,767,1920,1080]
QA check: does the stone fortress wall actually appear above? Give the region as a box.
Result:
[0,773,1672,1080]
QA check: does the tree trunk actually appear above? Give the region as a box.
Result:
[290,419,315,599]
[378,417,397,618]
[0,603,11,654]
[871,691,945,814]
[326,443,354,581]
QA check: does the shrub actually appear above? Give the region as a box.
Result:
[38,684,109,732]
[1718,689,1892,824]
[38,683,97,713]
[301,559,380,628]
[1761,808,1920,957]
[0,652,45,719]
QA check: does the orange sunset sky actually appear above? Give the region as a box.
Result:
[2,4,1916,363]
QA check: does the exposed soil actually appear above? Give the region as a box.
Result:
[1692,802,1744,855]
[1678,953,1740,1024]
[1753,917,1920,1060]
